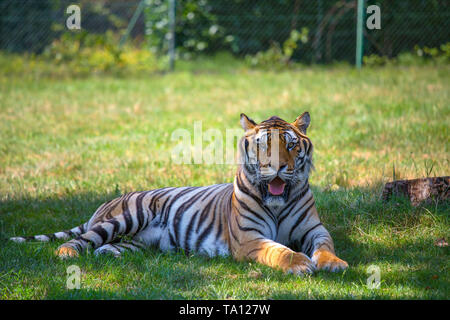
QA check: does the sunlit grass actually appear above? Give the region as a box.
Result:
[0,60,448,299]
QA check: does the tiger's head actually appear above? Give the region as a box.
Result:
[238,112,313,207]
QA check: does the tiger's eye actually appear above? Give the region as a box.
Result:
[287,142,295,149]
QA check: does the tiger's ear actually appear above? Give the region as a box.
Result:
[292,112,310,134]
[240,113,257,131]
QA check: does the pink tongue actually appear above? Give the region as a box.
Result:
[268,177,286,196]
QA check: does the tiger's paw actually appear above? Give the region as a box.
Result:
[282,252,316,276]
[55,246,79,259]
[94,244,121,257]
[312,249,348,272]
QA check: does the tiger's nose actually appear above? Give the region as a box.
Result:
[268,163,287,175]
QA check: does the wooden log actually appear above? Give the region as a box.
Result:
[382,176,449,206]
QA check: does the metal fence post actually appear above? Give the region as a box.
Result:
[356,0,365,69]
[168,0,176,71]
[119,0,145,49]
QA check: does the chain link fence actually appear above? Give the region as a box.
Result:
[1,0,449,69]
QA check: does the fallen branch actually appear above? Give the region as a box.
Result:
[382,176,449,206]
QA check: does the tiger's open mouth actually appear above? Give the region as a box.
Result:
[260,176,290,204]
[268,177,286,196]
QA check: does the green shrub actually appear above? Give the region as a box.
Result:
[43,31,160,75]
[363,54,389,67]
[245,28,308,70]
[144,0,229,58]
[415,43,450,64]
[363,42,450,67]
[0,31,162,78]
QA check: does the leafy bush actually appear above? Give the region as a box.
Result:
[415,43,450,64]
[363,43,450,67]
[40,31,160,76]
[0,31,161,78]
[144,0,230,59]
[362,54,389,67]
[245,28,308,69]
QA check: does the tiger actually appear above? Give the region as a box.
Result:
[10,112,348,275]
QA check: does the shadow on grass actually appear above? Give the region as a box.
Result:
[0,185,448,299]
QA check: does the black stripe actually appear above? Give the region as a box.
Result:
[148,187,175,217]
[184,210,200,252]
[195,195,217,233]
[234,214,265,236]
[236,172,276,223]
[238,211,266,229]
[131,240,146,249]
[103,197,123,220]
[305,137,311,155]
[169,230,177,248]
[123,210,133,234]
[296,222,322,252]
[102,197,123,216]
[302,139,308,153]
[228,215,241,245]
[46,234,56,241]
[122,196,134,234]
[92,225,109,244]
[135,192,148,231]
[303,234,316,256]
[200,184,222,201]
[234,196,272,230]
[163,187,197,226]
[246,246,263,257]
[277,182,310,226]
[77,235,95,248]
[288,199,316,241]
[147,187,171,214]
[160,196,173,226]
[105,219,120,237]
[194,220,214,252]
[195,191,221,252]
[215,215,223,241]
[114,243,134,252]
[173,188,207,244]
[75,242,83,251]
[304,234,329,256]
[110,244,123,252]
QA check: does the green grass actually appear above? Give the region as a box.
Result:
[0,58,449,299]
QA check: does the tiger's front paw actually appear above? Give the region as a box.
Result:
[55,246,79,259]
[282,252,316,276]
[312,249,348,272]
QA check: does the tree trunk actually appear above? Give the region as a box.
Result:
[382,176,449,206]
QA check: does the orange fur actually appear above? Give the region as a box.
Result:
[312,248,348,271]
[55,246,78,258]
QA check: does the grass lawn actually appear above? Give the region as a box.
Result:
[0,59,448,299]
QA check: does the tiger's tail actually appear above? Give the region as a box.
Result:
[9,222,89,243]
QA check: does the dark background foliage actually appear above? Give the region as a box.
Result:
[0,0,449,63]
